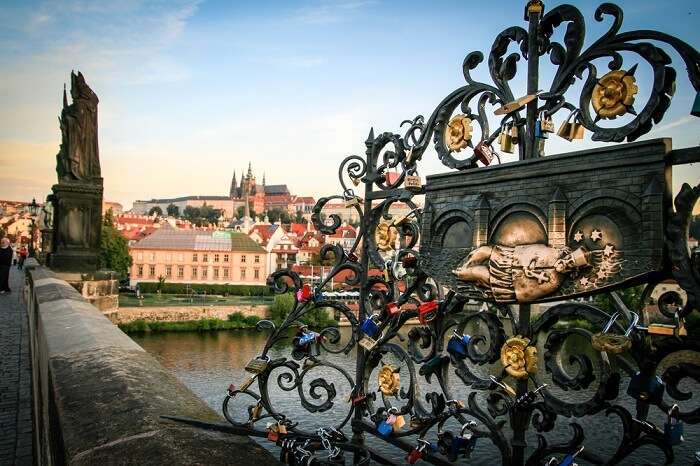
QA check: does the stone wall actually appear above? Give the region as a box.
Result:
[23,259,278,465]
[111,304,269,324]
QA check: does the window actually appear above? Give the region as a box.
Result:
[213,268,219,279]
[241,268,246,280]
[223,268,229,279]
[254,269,259,279]
[193,253,198,262]
[214,254,220,263]
[241,255,246,263]
[203,253,209,262]
[165,266,172,278]
[137,265,143,278]
[149,252,155,262]
[255,255,260,264]
[192,267,198,279]
[149,266,155,278]
[178,266,184,278]
[201,267,208,279]
[223,254,229,262]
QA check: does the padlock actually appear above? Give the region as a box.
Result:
[296,283,313,303]
[647,313,688,337]
[591,311,638,354]
[297,327,318,346]
[500,124,515,153]
[514,384,548,408]
[558,446,584,466]
[360,314,380,337]
[449,421,477,459]
[386,302,401,316]
[377,417,394,438]
[447,330,472,360]
[510,123,519,144]
[350,392,367,406]
[535,119,547,139]
[383,260,392,282]
[664,404,684,446]
[404,172,422,193]
[474,141,495,166]
[393,413,406,432]
[490,375,517,398]
[557,110,584,141]
[249,402,263,421]
[239,375,258,392]
[350,175,360,186]
[345,251,358,262]
[692,91,700,117]
[627,371,665,404]
[402,255,418,268]
[343,189,361,208]
[267,422,280,442]
[540,113,555,133]
[358,335,378,351]
[407,439,428,464]
[245,355,270,374]
[418,300,439,324]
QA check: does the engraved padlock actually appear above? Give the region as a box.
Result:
[474,141,495,166]
[404,169,422,193]
[343,188,361,208]
[499,123,515,153]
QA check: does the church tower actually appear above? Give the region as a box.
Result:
[229,170,238,198]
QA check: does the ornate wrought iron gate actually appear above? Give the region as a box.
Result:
[169,2,700,464]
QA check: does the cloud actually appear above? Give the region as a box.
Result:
[290,0,376,25]
[650,115,696,134]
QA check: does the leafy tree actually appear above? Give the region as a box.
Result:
[593,285,645,314]
[294,210,305,223]
[100,209,132,279]
[148,206,163,216]
[200,203,223,223]
[166,204,179,217]
[236,205,256,219]
[268,208,292,224]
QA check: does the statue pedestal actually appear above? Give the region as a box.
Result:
[58,270,119,315]
[50,181,103,272]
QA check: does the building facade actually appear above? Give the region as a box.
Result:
[129,226,268,286]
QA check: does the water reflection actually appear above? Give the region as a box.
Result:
[131,328,698,465]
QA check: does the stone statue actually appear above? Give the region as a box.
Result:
[56,71,101,182]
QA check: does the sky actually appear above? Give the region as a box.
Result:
[0,0,699,211]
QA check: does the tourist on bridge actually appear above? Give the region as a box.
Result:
[0,237,13,294]
[17,245,28,270]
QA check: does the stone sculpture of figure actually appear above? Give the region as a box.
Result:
[452,244,590,303]
[56,71,101,182]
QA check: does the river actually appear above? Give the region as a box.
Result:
[131,328,699,465]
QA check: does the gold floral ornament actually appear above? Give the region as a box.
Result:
[500,336,538,379]
[445,114,473,152]
[375,222,398,252]
[378,364,401,396]
[592,66,639,120]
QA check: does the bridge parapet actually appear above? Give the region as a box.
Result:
[24,259,277,465]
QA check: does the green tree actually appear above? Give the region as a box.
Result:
[236,205,256,219]
[166,203,179,217]
[100,209,132,279]
[148,206,163,216]
[593,285,645,314]
[268,208,291,224]
[200,203,223,223]
[294,210,305,223]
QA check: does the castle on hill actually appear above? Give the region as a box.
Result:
[131,163,315,220]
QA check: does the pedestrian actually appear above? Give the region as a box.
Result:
[0,237,13,294]
[17,245,28,270]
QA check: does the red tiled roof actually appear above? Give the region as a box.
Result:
[329,225,357,239]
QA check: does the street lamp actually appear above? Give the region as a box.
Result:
[28,198,39,257]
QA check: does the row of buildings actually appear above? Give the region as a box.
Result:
[130,163,315,220]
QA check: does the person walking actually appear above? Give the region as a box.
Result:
[17,245,28,270]
[0,237,13,294]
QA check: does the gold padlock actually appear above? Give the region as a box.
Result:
[510,123,519,144]
[500,124,514,153]
[358,335,378,351]
[404,174,422,193]
[392,414,406,432]
[250,402,263,420]
[540,114,555,133]
[557,110,585,141]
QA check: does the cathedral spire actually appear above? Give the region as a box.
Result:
[63,83,68,108]
[263,172,266,186]
[247,161,253,177]
[230,170,237,198]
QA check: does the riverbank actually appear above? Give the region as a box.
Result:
[118,315,260,333]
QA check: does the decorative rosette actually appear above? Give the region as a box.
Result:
[375,222,398,252]
[500,336,538,379]
[592,68,639,120]
[445,114,473,151]
[378,364,401,396]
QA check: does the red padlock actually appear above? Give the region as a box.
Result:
[227,383,236,396]
[386,302,401,316]
[346,251,358,262]
[297,283,313,303]
[474,141,495,166]
[402,255,417,268]
[267,429,279,442]
[407,449,423,464]
[418,301,439,325]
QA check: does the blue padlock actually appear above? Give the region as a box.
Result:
[535,120,548,139]
[627,371,665,404]
[446,330,471,360]
[664,404,684,446]
[377,420,393,438]
[360,315,380,338]
[298,330,318,346]
[557,446,584,466]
